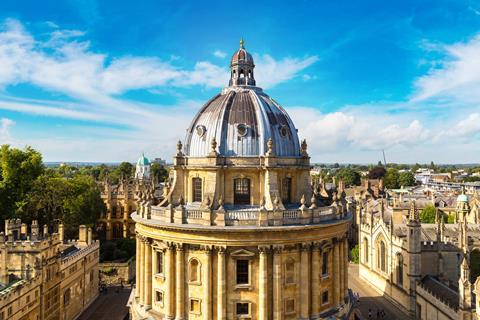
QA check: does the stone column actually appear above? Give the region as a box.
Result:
[273,246,283,320]
[203,247,212,319]
[217,247,227,320]
[300,244,310,319]
[144,239,152,309]
[339,239,344,303]
[344,238,349,299]
[166,244,175,319]
[139,238,145,305]
[258,246,268,320]
[333,239,340,306]
[135,234,141,298]
[311,244,320,316]
[175,244,185,320]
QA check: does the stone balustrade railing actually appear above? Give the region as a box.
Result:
[137,202,344,227]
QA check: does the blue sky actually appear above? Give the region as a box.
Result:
[0,0,480,163]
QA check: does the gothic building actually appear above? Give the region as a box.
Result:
[129,41,355,319]
[99,154,158,240]
[0,220,99,320]
[358,191,480,320]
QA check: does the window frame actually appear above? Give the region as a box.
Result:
[321,250,329,278]
[235,259,250,288]
[189,298,202,315]
[188,258,202,285]
[284,298,296,315]
[321,289,329,305]
[192,177,203,203]
[235,301,251,318]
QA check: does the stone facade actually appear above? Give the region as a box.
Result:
[129,41,354,320]
[358,190,480,320]
[0,220,100,320]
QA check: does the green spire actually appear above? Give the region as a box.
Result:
[240,38,245,49]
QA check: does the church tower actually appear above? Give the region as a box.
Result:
[135,153,151,180]
[406,201,421,317]
[459,215,473,320]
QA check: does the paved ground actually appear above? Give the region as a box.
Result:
[349,263,412,320]
[77,286,131,320]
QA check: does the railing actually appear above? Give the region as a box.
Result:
[283,210,299,219]
[139,203,345,227]
[226,210,258,221]
[186,210,202,219]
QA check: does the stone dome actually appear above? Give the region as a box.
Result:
[184,40,300,157]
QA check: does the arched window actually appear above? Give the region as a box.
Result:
[396,253,403,286]
[322,251,329,276]
[378,241,386,272]
[282,178,292,204]
[189,259,200,283]
[363,238,369,263]
[64,288,71,306]
[285,258,295,284]
[234,178,250,205]
[192,178,202,202]
[239,69,245,78]
[113,223,122,239]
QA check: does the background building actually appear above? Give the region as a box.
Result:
[0,220,99,320]
[129,41,355,320]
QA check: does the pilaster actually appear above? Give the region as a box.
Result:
[259,246,269,320]
[217,247,227,320]
[311,243,321,317]
[300,243,310,319]
[175,244,185,320]
[273,245,283,320]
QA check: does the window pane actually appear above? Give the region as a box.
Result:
[322,252,328,275]
[282,178,292,203]
[236,302,249,315]
[193,178,202,202]
[236,260,249,284]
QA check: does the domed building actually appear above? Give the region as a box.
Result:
[130,40,353,319]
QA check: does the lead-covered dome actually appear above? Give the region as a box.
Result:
[184,40,300,157]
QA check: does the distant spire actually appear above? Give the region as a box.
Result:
[240,38,245,49]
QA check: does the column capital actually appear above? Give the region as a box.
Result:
[217,246,227,254]
[300,243,311,251]
[176,243,184,251]
[273,245,284,254]
[258,245,270,254]
[201,245,213,254]
[312,242,322,251]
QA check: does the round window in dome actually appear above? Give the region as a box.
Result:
[196,125,206,137]
[279,125,289,137]
[237,124,248,137]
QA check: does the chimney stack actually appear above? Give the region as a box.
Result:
[58,223,64,243]
[79,225,87,245]
[87,227,92,245]
[31,220,39,240]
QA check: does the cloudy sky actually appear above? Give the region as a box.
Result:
[0,0,479,164]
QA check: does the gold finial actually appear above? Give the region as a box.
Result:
[240,38,245,49]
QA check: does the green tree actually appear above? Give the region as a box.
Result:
[367,166,386,179]
[151,163,169,182]
[20,173,105,238]
[0,145,44,219]
[117,162,134,177]
[350,245,359,263]
[419,205,437,223]
[335,168,361,187]
[398,171,415,187]
[384,168,399,189]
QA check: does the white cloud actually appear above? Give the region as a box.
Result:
[289,107,431,157]
[254,54,319,89]
[213,50,227,58]
[0,118,14,142]
[446,113,480,137]
[412,33,480,103]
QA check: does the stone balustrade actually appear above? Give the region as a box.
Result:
[136,202,342,227]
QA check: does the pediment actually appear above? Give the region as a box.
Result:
[230,249,255,257]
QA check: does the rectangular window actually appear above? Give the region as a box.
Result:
[322,251,329,276]
[285,298,295,313]
[193,178,202,202]
[190,299,201,314]
[282,177,292,203]
[322,290,329,305]
[236,302,249,315]
[236,260,249,285]
[156,251,164,274]
[155,291,164,305]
